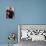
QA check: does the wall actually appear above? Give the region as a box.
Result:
[0,0,46,44]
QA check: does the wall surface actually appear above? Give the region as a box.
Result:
[0,0,46,45]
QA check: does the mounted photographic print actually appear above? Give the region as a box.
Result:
[6,6,15,19]
[18,24,46,41]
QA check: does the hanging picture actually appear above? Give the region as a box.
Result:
[6,6,15,19]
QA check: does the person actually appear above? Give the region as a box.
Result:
[6,7,14,19]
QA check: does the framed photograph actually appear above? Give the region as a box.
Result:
[6,6,15,19]
[18,24,46,41]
